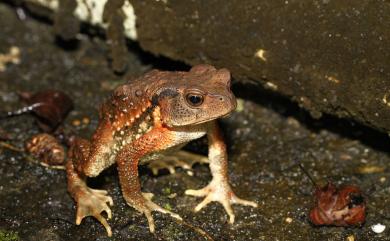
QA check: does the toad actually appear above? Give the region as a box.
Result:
[66,64,257,236]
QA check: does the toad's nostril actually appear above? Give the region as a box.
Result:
[219,97,224,101]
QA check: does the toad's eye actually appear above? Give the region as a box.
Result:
[348,193,364,208]
[186,93,204,106]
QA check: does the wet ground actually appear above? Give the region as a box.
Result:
[0,3,390,241]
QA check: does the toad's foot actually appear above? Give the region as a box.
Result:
[148,150,209,176]
[74,187,114,236]
[185,179,257,223]
[131,192,182,233]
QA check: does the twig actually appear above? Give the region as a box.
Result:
[0,141,23,152]
[40,162,66,170]
[297,163,318,188]
[0,102,45,119]
[173,218,215,241]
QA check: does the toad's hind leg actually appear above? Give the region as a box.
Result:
[66,138,114,236]
[148,150,209,175]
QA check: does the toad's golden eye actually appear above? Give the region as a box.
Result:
[186,93,204,106]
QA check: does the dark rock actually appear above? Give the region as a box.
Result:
[131,0,390,133]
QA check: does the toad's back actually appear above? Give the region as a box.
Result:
[81,71,165,176]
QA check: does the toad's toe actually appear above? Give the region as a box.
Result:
[74,187,114,236]
[186,179,257,224]
[130,193,182,232]
[148,150,208,176]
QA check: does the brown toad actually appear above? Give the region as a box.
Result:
[66,64,257,236]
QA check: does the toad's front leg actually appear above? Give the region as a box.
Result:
[185,121,257,223]
[67,137,114,237]
[116,127,181,233]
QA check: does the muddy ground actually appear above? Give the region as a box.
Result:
[0,4,389,241]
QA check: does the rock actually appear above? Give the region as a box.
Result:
[130,0,390,133]
[10,0,390,133]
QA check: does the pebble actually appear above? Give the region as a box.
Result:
[72,119,81,126]
[346,235,355,241]
[371,223,386,234]
[82,117,90,125]
[285,217,293,223]
[235,98,245,112]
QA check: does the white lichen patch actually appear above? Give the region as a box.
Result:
[254,49,267,61]
[122,0,137,39]
[0,46,21,72]
[75,0,106,27]
[32,0,59,10]
[28,0,137,40]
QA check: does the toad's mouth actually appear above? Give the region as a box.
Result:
[222,112,234,118]
[190,112,233,125]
